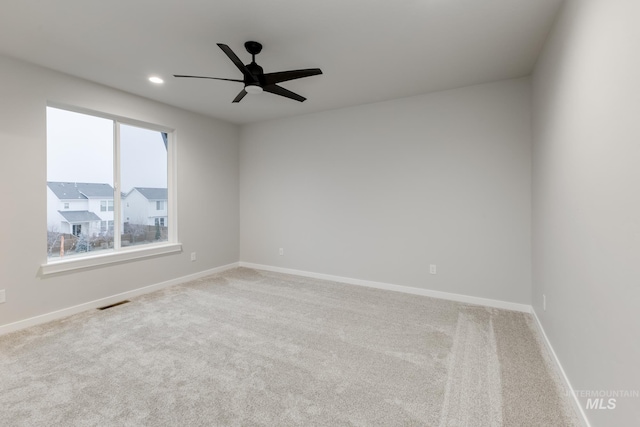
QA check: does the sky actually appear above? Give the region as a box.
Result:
[46,107,167,194]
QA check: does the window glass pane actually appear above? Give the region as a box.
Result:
[120,124,168,247]
[46,107,114,259]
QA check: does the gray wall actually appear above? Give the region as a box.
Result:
[532,1,640,425]
[240,78,532,304]
[0,55,240,327]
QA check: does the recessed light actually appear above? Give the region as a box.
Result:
[149,76,164,84]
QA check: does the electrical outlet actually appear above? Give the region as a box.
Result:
[190,252,197,262]
[430,264,436,274]
[279,248,284,256]
[543,294,546,311]
[0,289,5,304]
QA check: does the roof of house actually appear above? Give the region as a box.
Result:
[47,182,114,199]
[58,210,103,223]
[129,187,168,200]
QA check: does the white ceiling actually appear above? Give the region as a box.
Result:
[0,0,562,124]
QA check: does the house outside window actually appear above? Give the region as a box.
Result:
[156,200,165,210]
[63,202,69,209]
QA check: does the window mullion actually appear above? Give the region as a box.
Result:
[167,131,177,243]
[113,121,121,250]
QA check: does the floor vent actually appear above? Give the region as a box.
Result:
[97,300,131,310]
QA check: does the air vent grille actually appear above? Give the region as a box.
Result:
[97,300,130,310]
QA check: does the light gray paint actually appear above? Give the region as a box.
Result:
[532,1,640,425]
[0,55,240,327]
[240,78,532,304]
[0,0,562,124]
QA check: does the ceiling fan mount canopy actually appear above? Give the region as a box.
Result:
[173,41,322,103]
[244,41,263,56]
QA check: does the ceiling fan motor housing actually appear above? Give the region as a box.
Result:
[246,62,264,83]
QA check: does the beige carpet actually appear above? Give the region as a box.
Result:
[0,268,580,426]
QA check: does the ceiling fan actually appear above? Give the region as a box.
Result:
[174,41,322,103]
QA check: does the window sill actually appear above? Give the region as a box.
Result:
[41,243,182,276]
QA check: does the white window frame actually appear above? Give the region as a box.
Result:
[42,103,181,275]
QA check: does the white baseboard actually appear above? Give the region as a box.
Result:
[531,309,591,427]
[0,262,239,336]
[239,262,532,313]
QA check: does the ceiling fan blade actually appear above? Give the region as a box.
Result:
[173,75,244,83]
[263,68,323,86]
[262,84,306,102]
[232,89,248,103]
[217,43,257,83]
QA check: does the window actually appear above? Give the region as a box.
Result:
[100,221,115,233]
[46,106,177,269]
[100,200,114,212]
